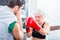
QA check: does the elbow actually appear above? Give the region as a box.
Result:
[42,29,50,35]
[16,38,24,40]
[15,38,20,40]
[27,34,31,38]
[15,34,24,40]
[26,32,32,38]
[27,36,31,38]
[40,32,46,35]
[15,31,24,40]
[26,33,32,38]
[14,35,21,40]
[20,35,24,40]
[43,32,47,35]
[20,31,24,40]
[42,30,48,35]
[39,29,48,35]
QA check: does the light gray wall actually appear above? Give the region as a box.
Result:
[37,0,60,26]
[28,0,37,17]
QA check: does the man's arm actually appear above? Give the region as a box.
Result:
[12,23,24,40]
[13,9,24,40]
[16,9,23,31]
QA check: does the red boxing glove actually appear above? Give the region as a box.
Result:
[26,17,41,31]
[26,27,30,33]
[26,17,30,33]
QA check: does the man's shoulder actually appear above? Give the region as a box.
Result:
[0,6,9,13]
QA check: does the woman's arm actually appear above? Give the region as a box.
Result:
[26,27,33,38]
[39,22,50,35]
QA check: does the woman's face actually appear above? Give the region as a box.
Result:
[35,15,44,24]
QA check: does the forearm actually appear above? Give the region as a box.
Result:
[19,30,24,40]
[26,30,32,38]
[26,27,33,38]
[14,9,24,40]
[14,29,24,40]
[16,15,24,40]
[16,23,24,40]
[39,26,50,35]
[17,18,23,31]
[39,28,47,35]
[17,18,24,40]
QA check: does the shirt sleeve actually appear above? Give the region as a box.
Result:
[8,21,17,33]
[8,14,17,33]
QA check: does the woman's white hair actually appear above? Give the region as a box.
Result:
[33,9,45,17]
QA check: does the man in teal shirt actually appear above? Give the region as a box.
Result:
[0,0,25,40]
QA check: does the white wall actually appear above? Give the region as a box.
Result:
[28,0,37,17]
[37,0,60,26]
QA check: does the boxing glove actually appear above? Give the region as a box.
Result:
[26,27,30,33]
[26,17,41,31]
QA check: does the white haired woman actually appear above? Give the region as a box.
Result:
[26,9,50,40]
